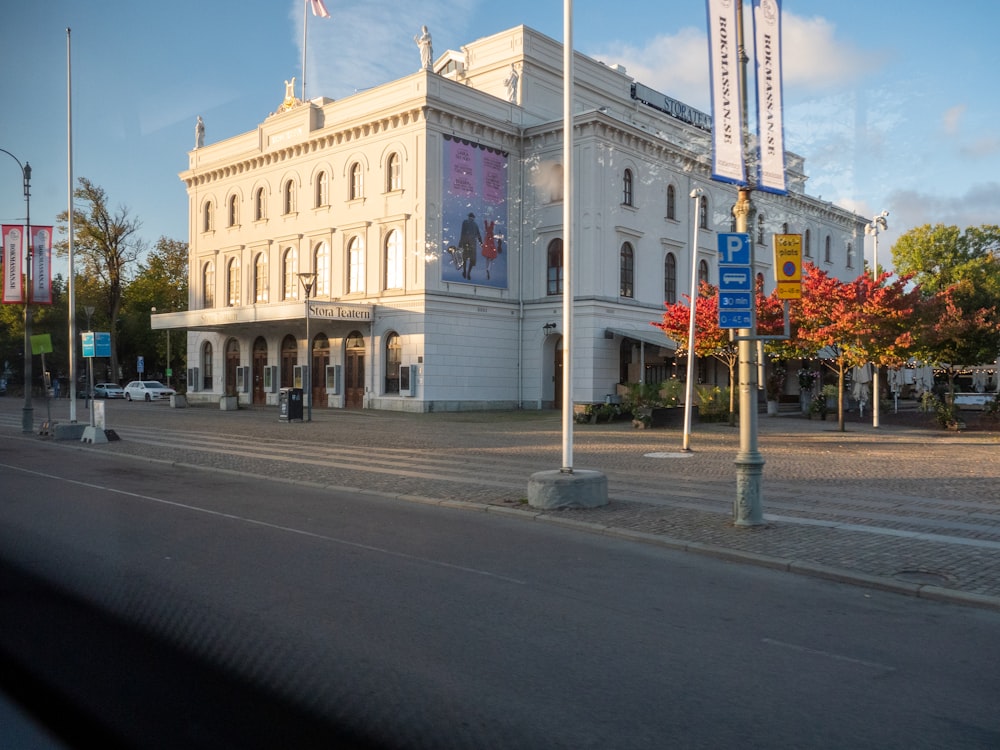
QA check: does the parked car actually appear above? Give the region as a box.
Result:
[94,382,125,399]
[123,380,176,402]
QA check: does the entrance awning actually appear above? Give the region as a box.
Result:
[605,327,676,351]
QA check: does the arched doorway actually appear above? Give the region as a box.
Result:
[312,333,329,409]
[280,334,297,388]
[224,339,240,396]
[252,337,268,405]
[344,331,365,409]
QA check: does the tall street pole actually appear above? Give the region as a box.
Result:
[683,187,704,452]
[299,271,317,422]
[1,148,34,433]
[866,210,888,428]
[732,2,764,526]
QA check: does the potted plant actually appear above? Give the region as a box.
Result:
[765,365,786,416]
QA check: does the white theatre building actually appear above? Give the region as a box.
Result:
[156,24,865,412]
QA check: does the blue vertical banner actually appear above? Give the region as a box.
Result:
[441,135,509,288]
[753,0,787,194]
[705,0,746,186]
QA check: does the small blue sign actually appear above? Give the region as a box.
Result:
[718,233,751,265]
[718,267,752,292]
[81,332,94,358]
[719,311,753,329]
[719,292,752,309]
[137,355,145,374]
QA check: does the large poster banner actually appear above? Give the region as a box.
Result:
[31,225,53,304]
[441,135,509,288]
[753,0,787,194]
[706,0,746,185]
[2,224,23,304]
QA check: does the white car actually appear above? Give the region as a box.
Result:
[123,380,176,402]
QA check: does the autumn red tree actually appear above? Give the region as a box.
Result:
[790,263,921,430]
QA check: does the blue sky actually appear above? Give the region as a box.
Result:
[2,0,998,279]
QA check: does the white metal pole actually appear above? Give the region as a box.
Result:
[560,0,574,472]
[683,188,704,451]
[68,27,78,423]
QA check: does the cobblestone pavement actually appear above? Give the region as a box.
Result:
[4,397,999,610]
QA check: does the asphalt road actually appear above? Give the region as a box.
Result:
[1,434,999,749]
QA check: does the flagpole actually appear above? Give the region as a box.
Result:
[301,0,308,101]
[67,27,78,423]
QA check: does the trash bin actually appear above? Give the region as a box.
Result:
[279,387,304,422]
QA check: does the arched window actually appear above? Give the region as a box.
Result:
[699,195,709,229]
[201,342,213,391]
[804,228,812,257]
[202,260,215,308]
[228,195,239,227]
[619,243,634,298]
[846,241,855,268]
[254,187,266,221]
[283,180,295,215]
[314,241,330,297]
[226,257,241,307]
[253,253,268,303]
[664,252,677,304]
[202,200,214,232]
[698,259,710,285]
[282,247,298,300]
[666,185,676,220]
[384,332,402,394]
[546,238,563,296]
[349,163,363,200]
[622,169,634,207]
[348,236,365,293]
[315,171,328,208]
[757,213,767,245]
[384,229,403,290]
[824,235,832,263]
[386,153,401,192]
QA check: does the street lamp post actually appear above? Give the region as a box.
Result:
[683,187,705,452]
[865,210,888,428]
[1,148,34,434]
[298,271,317,422]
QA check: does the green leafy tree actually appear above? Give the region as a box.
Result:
[56,177,145,384]
[892,223,1000,362]
[121,237,189,383]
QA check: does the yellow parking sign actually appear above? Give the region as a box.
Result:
[773,234,802,299]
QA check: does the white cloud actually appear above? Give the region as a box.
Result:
[888,182,1000,232]
[942,104,966,136]
[780,14,886,91]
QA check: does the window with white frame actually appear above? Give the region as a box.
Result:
[348,236,365,293]
[202,261,215,308]
[315,171,328,208]
[228,195,239,227]
[664,252,677,304]
[384,229,403,290]
[282,247,298,300]
[666,185,676,220]
[620,243,634,298]
[386,153,401,192]
[313,241,330,297]
[283,180,295,215]
[349,163,363,200]
[254,253,268,303]
[227,257,240,307]
[254,187,266,221]
[546,238,563,296]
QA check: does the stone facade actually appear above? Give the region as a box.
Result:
[161,25,865,412]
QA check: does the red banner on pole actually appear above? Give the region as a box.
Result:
[2,224,24,304]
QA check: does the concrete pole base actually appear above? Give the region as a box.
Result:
[527,469,609,510]
[81,426,108,444]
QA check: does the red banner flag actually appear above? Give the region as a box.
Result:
[2,225,23,304]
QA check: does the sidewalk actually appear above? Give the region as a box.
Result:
[3,396,999,610]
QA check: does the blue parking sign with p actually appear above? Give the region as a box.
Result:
[718,233,751,265]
